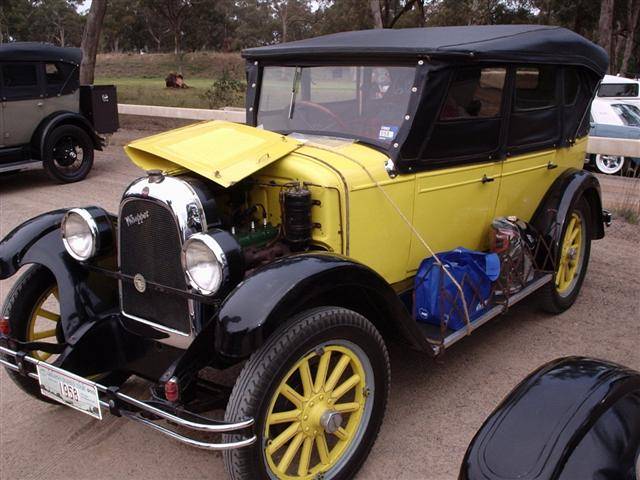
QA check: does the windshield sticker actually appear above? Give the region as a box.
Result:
[378,125,398,141]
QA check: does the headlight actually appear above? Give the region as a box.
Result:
[181,230,243,296]
[61,209,98,261]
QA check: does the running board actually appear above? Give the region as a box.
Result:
[442,273,553,350]
[0,159,41,174]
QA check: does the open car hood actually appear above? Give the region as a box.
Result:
[124,121,303,188]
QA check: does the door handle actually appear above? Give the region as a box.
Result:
[36,101,44,107]
[547,161,558,170]
[481,174,495,184]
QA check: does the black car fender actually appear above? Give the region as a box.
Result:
[460,357,640,480]
[212,252,428,361]
[31,111,103,158]
[530,168,605,269]
[0,209,118,339]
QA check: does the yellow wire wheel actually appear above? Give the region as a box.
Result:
[263,343,372,479]
[223,307,389,480]
[27,286,62,361]
[555,211,585,296]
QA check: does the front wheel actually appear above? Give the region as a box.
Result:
[538,198,592,314]
[223,307,390,480]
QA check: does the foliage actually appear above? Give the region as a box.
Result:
[0,0,638,76]
[200,67,245,109]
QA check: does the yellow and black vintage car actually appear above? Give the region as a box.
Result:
[1,25,611,479]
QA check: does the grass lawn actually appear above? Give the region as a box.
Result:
[96,76,245,109]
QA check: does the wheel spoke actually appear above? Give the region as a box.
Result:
[569,226,580,244]
[556,262,565,286]
[268,409,301,426]
[325,354,351,392]
[280,383,304,408]
[331,374,361,401]
[299,358,314,397]
[277,432,304,473]
[316,432,330,465]
[297,436,314,476]
[314,350,331,392]
[334,402,360,413]
[267,421,300,455]
[333,427,348,441]
[31,329,57,340]
[37,308,60,322]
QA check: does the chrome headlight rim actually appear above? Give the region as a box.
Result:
[61,208,99,261]
[181,232,228,296]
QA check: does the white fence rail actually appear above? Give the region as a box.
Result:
[118,104,245,123]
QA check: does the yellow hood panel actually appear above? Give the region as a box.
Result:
[124,121,303,187]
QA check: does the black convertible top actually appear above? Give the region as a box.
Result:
[243,25,608,75]
[0,42,82,65]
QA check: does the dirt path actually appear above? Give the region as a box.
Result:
[1,128,639,480]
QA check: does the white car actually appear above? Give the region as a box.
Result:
[589,75,640,174]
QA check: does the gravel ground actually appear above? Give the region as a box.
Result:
[1,125,639,480]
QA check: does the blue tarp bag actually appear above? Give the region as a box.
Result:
[414,248,500,331]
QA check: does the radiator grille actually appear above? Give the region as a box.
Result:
[119,198,190,333]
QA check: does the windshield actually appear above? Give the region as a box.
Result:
[257,65,416,146]
[612,103,640,127]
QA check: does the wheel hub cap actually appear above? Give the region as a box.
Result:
[320,410,343,434]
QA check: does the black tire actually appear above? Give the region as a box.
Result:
[538,198,592,314]
[43,124,94,183]
[223,307,390,480]
[2,265,127,403]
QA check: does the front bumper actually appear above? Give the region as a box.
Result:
[0,343,256,451]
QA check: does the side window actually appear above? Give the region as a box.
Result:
[45,63,64,85]
[440,67,506,120]
[421,66,506,163]
[514,66,557,111]
[564,68,580,106]
[1,63,40,100]
[507,65,560,150]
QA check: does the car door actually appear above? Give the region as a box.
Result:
[1,62,44,147]
[495,66,562,222]
[407,66,506,273]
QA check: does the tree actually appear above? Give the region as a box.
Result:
[598,0,615,71]
[80,0,107,84]
[620,0,640,75]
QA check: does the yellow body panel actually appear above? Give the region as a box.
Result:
[495,137,586,222]
[124,121,302,187]
[124,123,588,286]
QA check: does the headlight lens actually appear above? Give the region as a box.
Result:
[61,209,97,261]
[182,234,225,295]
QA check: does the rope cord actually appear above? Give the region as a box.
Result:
[306,143,472,335]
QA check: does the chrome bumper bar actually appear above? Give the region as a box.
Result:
[0,344,256,451]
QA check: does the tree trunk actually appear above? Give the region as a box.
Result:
[80,0,107,85]
[621,0,640,75]
[598,0,615,71]
[370,0,383,28]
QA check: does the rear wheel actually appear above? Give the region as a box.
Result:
[594,154,624,175]
[223,307,390,480]
[43,125,94,183]
[539,199,592,313]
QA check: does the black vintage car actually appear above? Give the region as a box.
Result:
[0,42,118,182]
[461,357,640,480]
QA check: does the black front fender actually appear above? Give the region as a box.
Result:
[0,210,117,339]
[213,253,428,361]
[31,111,103,157]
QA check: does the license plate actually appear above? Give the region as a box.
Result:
[37,363,102,420]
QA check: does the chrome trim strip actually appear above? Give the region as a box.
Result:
[0,345,256,450]
[442,273,553,349]
[118,175,208,349]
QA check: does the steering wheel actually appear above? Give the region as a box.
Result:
[292,100,348,131]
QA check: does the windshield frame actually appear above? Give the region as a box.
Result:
[247,61,421,153]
